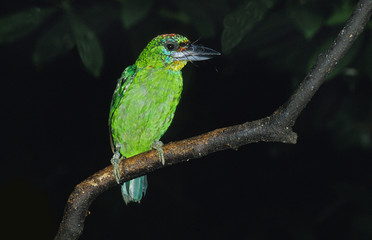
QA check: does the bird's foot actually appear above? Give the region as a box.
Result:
[111,143,124,184]
[151,140,165,165]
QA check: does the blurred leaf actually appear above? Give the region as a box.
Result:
[33,16,75,66]
[79,3,119,32]
[175,1,216,38]
[121,0,154,29]
[68,13,104,77]
[239,12,294,50]
[237,12,304,75]
[0,7,55,44]
[222,0,275,53]
[288,6,323,39]
[326,1,353,26]
[307,38,333,72]
[307,36,363,80]
[158,9,190,24]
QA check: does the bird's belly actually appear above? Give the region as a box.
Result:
[113,84,180,157]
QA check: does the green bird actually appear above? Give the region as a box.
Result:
[109,33,220,204]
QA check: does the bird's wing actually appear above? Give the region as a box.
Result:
[108,64,137,152]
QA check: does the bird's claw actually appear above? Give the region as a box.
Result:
[111,143,123,184]
[151,140,165,165]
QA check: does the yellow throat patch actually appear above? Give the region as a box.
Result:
[167,61,187,71]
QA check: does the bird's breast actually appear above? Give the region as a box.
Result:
[112,68,184,157]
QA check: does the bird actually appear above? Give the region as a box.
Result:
[109,33,220,204]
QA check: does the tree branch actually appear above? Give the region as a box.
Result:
[54,1,372,239]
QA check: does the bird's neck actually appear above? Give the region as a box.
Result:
[136,59,187,71]
[166,61,187,71]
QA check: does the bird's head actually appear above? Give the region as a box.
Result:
[135,34,220,71]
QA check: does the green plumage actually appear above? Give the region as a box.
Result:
[110,64,183,158]
[109,34,220,204]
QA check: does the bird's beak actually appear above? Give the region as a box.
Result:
[172,44,221,61]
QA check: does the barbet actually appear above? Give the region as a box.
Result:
[109,33,220,204]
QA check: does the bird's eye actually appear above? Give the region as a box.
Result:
[166,43,176,51]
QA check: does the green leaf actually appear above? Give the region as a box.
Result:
[326,1,353,26]
[0,7,55,44]
[239,12,294,50]
[33,16,75,66]
[222,0,275,54]
[68,14,104,77]
[288,7,323,39]
[120,0,154,29]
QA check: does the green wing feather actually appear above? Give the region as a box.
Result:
[109,65,136,152]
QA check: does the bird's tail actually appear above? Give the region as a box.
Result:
[121,175,148,204]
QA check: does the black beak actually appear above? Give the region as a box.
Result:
[172,44,221,61]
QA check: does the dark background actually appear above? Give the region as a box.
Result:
[2,0,372,239]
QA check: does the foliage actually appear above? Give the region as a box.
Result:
[0,7,55,44]
[1,0,366,80]
[222,0,275,53]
